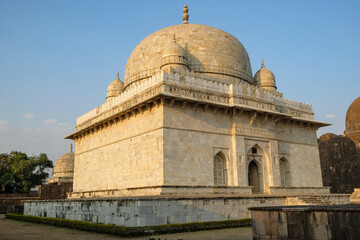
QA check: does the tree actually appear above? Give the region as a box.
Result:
[0,151,53,193]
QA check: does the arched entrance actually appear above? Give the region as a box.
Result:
[248,161,260,193]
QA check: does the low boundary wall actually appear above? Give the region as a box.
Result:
[250,204,360,239]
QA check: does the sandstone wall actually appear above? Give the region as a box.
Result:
[163,104,232,186]
[277,122,323,187]
[73,106,164,193]
[162,103,324,190]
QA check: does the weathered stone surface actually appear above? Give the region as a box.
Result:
[319,96,360,194]
[24,194,348,227]
[38,182,73,199]
[319,136,360,193]
[251,204,360,240]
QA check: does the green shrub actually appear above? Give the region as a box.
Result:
[5,213,251,237]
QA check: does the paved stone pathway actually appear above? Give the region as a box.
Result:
[0,214,252,240]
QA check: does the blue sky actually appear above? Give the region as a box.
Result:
[0,0,359,163]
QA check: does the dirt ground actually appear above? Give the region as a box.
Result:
[0,214,253,240]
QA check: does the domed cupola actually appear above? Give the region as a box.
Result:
[124,5,253,89]
[254,60,277,92]
[106,72,124,100]
[160,35,189,73]
[48,144,75,183]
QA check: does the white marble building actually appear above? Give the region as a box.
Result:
[65,5,329,199]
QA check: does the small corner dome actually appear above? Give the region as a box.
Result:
[254,60,276,91]
[163,37,187,58]
[106,72,124,100]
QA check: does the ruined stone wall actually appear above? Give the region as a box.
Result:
[0,192,39,213]
[319,136,360,193]
[38,182,73,199]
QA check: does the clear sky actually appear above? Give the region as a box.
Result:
[0,0,359,163]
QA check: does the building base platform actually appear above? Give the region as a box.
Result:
[24,194,349,227]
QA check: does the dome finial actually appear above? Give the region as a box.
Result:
[116,72,120,79]
[173,34,177,43]
[183,4,189,24]
[261,59,264,68]
[70,143,73,153]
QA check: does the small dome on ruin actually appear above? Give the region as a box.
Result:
[345,96,360,143]
[319,133,338,142]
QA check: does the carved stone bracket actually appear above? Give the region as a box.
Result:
[259,114,268,128]
[249,112,257,127]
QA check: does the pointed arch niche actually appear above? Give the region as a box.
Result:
[213,151,228,186]
[246,145,264,193]
[279,157,291,186]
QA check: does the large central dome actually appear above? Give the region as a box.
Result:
[124,23,253,88]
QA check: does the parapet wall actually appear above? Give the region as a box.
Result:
[75,70,316,132]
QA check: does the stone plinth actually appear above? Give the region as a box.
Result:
[250,204,360,240]
[24,194,349,227]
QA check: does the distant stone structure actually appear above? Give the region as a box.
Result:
[38,145,74,199]
[48,144,74,184]
[319,97,360,193]
[344,97,360,145]
[0,192,38,213]
[1,147,74,212]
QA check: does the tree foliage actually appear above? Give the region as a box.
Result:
[0,151,53,193]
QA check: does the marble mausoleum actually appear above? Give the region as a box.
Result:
[24,6,349,227]
[64,5,329,198]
